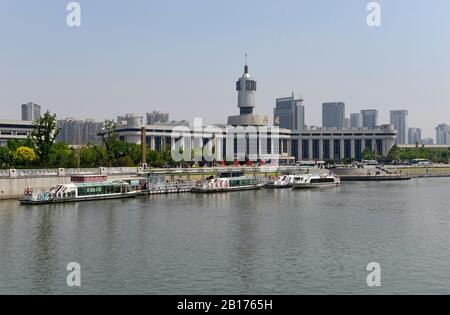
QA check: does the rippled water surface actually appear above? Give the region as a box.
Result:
[1,178,450,294]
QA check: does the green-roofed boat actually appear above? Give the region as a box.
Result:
[20,176,147,205]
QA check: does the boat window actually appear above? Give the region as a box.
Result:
[310,178,335,183]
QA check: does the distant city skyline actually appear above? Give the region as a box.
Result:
[1,1,449,138]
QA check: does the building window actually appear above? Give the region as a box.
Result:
[323,139,330,160]
[365,139,372,152]
[291,140,298,161]
[344,139,352,159]
[334,140,341,161]
[376,139,383,155]
[155,136,162,152]
[355,139,362,161]
[313,140,320,160]
[302,140,309,160]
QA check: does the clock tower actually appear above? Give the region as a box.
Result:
[227,58,268,127]
[236,63,257,115]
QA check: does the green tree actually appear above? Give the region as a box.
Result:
[362,148,373,161]
[0,146,14,168]
[160,145,175,167]
[118,156,135,167]
[147,149,163,168]
[388,145,401,162]
[80,144,107,168]
[48,142,77,168]
[100,120,118,167]
[31,111,60,166]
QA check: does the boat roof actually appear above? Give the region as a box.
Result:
[68,180,129,188]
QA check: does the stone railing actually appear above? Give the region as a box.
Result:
[0,167,143,178]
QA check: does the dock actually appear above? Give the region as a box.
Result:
[339,175,412,182]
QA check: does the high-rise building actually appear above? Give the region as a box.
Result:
[390,110,408,144]
[274,94,305,130]
[344,118,351,129]
[350,113,363,129]
[361,109,379,129]
[322,102,345,129]
[21,102,41,121]
[57,118,103,145]
[436,123,450,145]
[408,128,422,145]
[146,111,170,125]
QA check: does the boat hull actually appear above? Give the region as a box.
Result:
[264,183,292,189]
[20,191,146,205]
[191,185,262,193]
[292,183,341,189]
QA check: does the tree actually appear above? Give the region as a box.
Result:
[14,146,37,167]
[118,156,135,167]
[325,159,336,166]
[388,145,401,162]
[101,120,117,166]
[147,149,163,168]
[362,148,373,161]
[31,111,60,166]
[48,142,77,168]
[0,146,14,168]
[80,144,107,168]
[160,145,175,167]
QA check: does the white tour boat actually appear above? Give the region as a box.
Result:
[191,171,263,193]
[265,175,296,188]
[20,176,145,205]
[291,174,341,189]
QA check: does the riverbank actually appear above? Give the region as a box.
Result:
[385,166,450,178]
[0,166,302,200]
[2,165,450,200]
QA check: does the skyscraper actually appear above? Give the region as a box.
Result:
[361,109,379,129]
[350,113,363,129]
[21,102,41,121]
[274,94,305,130]
[322,102,345,129]
[408,128,422,145]
[436,123,450,145]
[390,110,408,144]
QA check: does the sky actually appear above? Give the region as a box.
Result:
[0,0,449,138]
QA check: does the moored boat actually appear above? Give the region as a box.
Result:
[265,175,296,188]
[20,176,146,205]
[291,173,341,189]
[191,171,263,193]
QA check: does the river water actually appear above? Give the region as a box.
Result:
[0,178,449,295]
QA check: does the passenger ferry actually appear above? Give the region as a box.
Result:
[191,171,262,193]
[291,174,341,189]
[265,175,296,188]
[20,175,145,205]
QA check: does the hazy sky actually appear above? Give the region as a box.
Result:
[1,0,449,138]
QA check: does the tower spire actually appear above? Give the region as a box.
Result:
[244,53,248,74]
